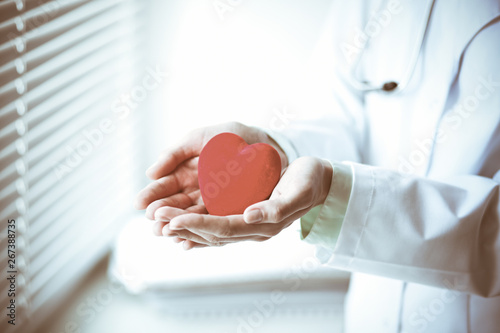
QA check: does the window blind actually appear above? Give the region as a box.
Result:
[0,0,146,332]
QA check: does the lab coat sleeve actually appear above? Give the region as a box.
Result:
[300,162,353,246]
[316,164,500,298]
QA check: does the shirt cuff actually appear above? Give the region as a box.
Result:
[261,128,299,164]
[300,161,353,251]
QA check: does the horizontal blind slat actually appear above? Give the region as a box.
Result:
[0,0,20,24]
[28,135,136,231]
[29,217,123,312]
[0,79,23,110]
[28,125,141,218]
[26,1,142,73]
[28,120,135,195]
[0,141,23,173]
[0,121,19,151]
[29,189,129,278]
[0,164,18,192]
[27,20,143,91]
[0,38,22,69]
[26,56,136,131]
[27,91,123,174]
[25,41,139,122]
[0,182,18,209]
[25,73,139,185]
[0,20,22,53]
[26,58,136,142]
[26,95,132,185]
[23,43,138,113]
[1,0,107,51]
[29,141,133,220]
[0,201,19,221]
[0,1,142,109]
[25,0,128,51]
[23,0,89,35]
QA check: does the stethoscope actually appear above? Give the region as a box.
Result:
[348,0,436,93]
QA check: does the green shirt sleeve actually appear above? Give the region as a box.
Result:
[300,162,353,251]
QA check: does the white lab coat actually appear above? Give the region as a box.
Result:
[270,0,500,332]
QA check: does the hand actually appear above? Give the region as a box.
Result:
[134,122,288,245]
[157,157,333,250]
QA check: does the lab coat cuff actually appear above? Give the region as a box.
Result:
[324,162,375,267]
[300,161,353,255]
[261,128,299,164]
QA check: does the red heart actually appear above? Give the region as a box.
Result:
[198,132,281,216]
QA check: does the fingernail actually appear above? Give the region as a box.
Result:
[154,210,167,222]
[244,209,263,223]
[133,200,141,210]
[146,162,158,174]
[163,229,177,237]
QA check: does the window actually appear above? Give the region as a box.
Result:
[0,1,145,331]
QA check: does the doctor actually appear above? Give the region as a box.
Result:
[136,0,500,332]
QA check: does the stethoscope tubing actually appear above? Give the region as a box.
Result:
[348,0,436,94]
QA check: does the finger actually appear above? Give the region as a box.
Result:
[153,206,190,221]
[154,205,207,222]
[162,223,213,245]
[152,221,168,236]
[135,175,182,210]
[172,236,184,243]
[146,134,204,180]
[165,225,270,246]
[243,190,311,224]
[186,204,209,214]
[172,227,271,244]
[169,213,280,238]
[183,240,208,250]
[145,193,196,220]
[151,206,207,236]
[152,205,206,236]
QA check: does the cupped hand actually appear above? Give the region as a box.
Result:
[134,122,288,242]
[156,156,333,250]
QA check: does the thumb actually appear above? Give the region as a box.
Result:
[243,193,307,224]
[146,134,204,180]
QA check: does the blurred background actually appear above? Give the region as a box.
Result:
[0,1,349,332]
